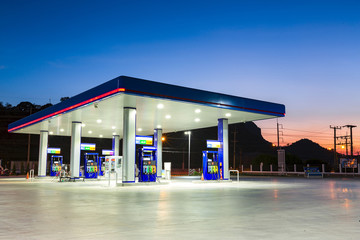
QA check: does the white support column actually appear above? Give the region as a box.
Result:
[294,164,297,172]
[112,135,120,156]
[70,122,82,178]
[122,107,136,183]
[38,130,48,177]
[322,164,325,173]
[154,128,162,178]
[218,119,229,180]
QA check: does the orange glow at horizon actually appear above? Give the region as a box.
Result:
[258,121,360,156]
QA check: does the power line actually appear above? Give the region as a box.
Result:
[260,133,333,139]
[261,127,331,135]
[283,128,330,135]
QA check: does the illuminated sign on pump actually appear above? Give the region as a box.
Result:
[47,148,61,154]
[207,140,221,148]
[81,143,96,151]
[136,136,153,145]
[102,149,114,156]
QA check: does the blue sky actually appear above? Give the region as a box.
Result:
[1,0,360,149]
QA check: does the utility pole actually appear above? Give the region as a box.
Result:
[343,125,357,157]
[330,126,341,169]
[277,119,283,148]
[276,119,285,172]
[337,136,351,157]
[345,136,349,157]
[277,121,280,148]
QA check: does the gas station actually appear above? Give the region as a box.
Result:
[6,76,359,239]
[8,75,285,183]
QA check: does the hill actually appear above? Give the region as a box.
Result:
[285,138,333,164]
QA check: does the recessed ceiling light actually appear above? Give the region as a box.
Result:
[49,131,53,135]
[81,123,86,127]
[99,134,103,138]
[195,118,200,122]
[165,115,171,119]
[88,130,92,134]
[137,128,142,132]
[111,126,116,129]
[97,119,102,123]
[225,113,231,117]
[157,104,164,109]
[60,129,64,132]
[157,125,162,128]
[195,109,201,113]
[113,132,116,135]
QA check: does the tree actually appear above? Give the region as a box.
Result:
[40,103,53,110]
[20,162,25,175]
[286,153,302,165]
[60,97,70,102]
[12,164,17,175]
[306,159,325,165]
[253,154,277,166]
[14,102,34,113]
[26,163,30,174]
[5,103,12,109]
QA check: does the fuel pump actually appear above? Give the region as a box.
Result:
[138,147,157,182]
[84,153,100,179]
[202,151,222,180]
[50,155,63,176]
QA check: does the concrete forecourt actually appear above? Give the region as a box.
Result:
[0,176,359,239]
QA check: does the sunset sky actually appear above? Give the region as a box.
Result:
[1,0,360,153]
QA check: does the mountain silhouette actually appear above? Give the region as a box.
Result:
[284,138,333,164]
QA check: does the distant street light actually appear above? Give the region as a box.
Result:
[185,131,191,176]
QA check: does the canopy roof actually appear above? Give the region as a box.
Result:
[8,76,285,138]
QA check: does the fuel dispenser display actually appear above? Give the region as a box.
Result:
[50,155,63,176]
[202,151,222,180]
[138,147,157,182]
[84,153,100,179]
